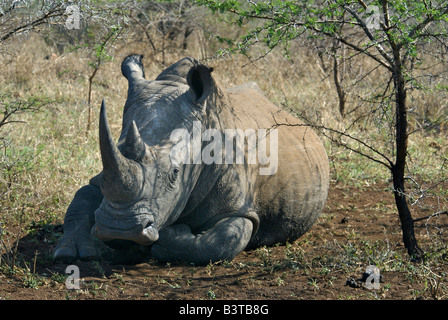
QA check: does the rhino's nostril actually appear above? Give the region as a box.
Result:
[144,220,155,230]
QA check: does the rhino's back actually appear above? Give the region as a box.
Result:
[224,83,330,248]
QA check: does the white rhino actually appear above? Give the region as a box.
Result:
[53,55,330,265]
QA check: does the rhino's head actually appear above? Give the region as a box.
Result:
[91,56,214,248]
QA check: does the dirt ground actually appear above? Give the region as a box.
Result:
[1,182,447,302]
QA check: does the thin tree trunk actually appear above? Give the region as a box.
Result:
[392,167,423,259]
[392,60,423,260]
[86,68,98,133]
[332,41,346,117]
[333,56,346,117]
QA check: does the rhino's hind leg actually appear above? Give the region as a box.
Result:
[151,216,254,265]
[53,184,103,262]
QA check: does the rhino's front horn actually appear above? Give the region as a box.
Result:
[99,99,143,203]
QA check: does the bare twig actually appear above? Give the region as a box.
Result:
[414,211,448,222]
[270,117,394,170]
[1,4,65,42]
[129,10,157,52]
[343,3,394,67]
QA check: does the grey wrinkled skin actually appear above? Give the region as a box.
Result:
[53,55,330,265]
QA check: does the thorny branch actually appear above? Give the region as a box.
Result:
[0,2,66,42]
[414,211,448,223]
[269,114,394,170]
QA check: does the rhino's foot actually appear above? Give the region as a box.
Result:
[53,233,99,263]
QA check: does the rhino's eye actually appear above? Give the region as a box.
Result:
[169,168,180,184]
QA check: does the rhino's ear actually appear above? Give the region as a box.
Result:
[187,64,212,107]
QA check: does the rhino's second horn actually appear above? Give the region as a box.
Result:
[122,121,156,164]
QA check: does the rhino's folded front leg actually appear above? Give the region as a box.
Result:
[53,184,103,262]
[151,216,254,265]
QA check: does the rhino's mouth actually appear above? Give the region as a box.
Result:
[91,208,159,246]
[91,223,159,246]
